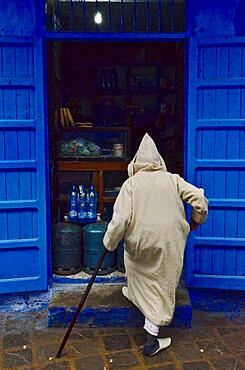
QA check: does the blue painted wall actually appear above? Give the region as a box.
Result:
[0,0,35,36]
[187,0,244,36]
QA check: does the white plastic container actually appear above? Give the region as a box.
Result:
[113,143,124,157]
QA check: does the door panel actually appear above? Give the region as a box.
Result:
[0,38,48,293]
[186,37,245,289]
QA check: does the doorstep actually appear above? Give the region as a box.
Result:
[52,270,126,285]
[48,278,192,328]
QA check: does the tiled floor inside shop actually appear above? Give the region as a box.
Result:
[0,310,244,370]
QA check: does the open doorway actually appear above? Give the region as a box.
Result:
[47,41,184,276]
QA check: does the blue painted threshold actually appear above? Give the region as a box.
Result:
[48,282,192,328]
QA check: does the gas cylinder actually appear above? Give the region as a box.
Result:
[52,221,82,275]
[83,214,115,275]
[116,240,125,273]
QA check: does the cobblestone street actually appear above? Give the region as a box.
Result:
[0,310,244,370]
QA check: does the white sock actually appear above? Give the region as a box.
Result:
[144,317,160,337]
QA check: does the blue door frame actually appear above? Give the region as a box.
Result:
[36,0,188,290]
[42,34,187,286]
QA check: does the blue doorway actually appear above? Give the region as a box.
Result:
[46,39,185,278]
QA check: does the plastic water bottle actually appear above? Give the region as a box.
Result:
[77,185,87,221]
[68,185,77,220]
[88,185,97,220]
[86,190,90,218]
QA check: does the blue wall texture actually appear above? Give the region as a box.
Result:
[188,0,245,36]
[0,0,35,36]
[0,0,244,320]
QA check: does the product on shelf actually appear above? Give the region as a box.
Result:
[113,143,124,157]
[59,137,101,158]
[99,68,118,90]
[59,107,75,128]
[77,185,87,220]
[67,185,78,220]
[87,185,97,220]
[67,184,97,223]
[74,122,93,128]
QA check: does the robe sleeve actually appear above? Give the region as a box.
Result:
[103,179,132,251]
[172,174,208,224]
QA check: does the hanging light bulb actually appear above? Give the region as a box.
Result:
[94,12,102,24]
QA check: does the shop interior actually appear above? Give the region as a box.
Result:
[48,41,184,276]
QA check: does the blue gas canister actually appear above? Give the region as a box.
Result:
[83,214,115,275]
[116,240,125,273]
[52,221,82,275]
[104,204,125,273]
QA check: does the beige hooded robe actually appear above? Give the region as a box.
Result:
[103,133,208,326]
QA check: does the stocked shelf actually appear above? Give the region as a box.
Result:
[58,159,128,215]
[49,42,184,224]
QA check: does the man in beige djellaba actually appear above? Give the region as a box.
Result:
[103,133,208,356]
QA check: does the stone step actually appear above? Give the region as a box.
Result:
[48,283,192,328]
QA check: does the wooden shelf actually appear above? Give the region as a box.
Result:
[104,196,118,203]
[59,126,131,132]
[71,88,176,96]
[60,195,118,203]
[58,159,129,171]
[63,63,164,69]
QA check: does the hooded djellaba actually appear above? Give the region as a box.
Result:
[103,133,208,356]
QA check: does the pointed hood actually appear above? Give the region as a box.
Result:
[128,133,167,177]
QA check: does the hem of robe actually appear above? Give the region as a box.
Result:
[128,293,174,327]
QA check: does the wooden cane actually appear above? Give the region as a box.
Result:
[56,247,108,358]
